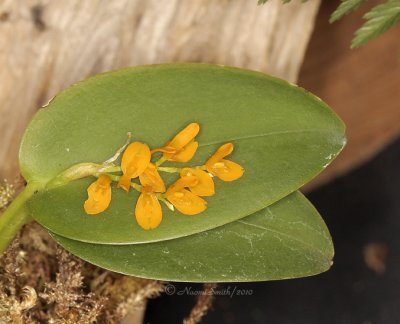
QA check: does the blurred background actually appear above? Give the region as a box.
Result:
[1,0,399,322]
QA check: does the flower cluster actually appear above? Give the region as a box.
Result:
[83,123,244,230]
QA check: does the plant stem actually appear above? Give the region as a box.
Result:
[0,183,40,255]
[157,166,182,173]
[94,173,142,192]
[155,156,166,167]
[157,194,174,211]
[158,165,207,173]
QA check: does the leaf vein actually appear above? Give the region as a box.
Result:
[237,218,329,259]
[199,129,341,148]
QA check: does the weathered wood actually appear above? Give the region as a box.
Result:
[0,0,320,180]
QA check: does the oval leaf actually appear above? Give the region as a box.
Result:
[51,192,334,282]
[21,64,345,244]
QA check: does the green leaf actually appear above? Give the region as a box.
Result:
[352,0,400,48]
[51,191,334,282]
[330,0,369,23]
[21,64,345,244]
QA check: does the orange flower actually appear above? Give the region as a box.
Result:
[180,168,215,197]
[139,163,166,193]
[165,176,207,215]
[152,123,199,162]
[205,143,244,181]
[135,185,162,230]
[84,175,112,215]
[118,142,151,192]
[135,164,166,230]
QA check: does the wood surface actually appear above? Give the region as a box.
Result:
[0,0,320,181]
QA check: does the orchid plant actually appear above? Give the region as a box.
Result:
[0,64,345,282]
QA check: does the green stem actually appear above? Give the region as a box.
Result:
[157,194,174,211]
[0,184,40,255]
[157,166,182,173]
[131,183,142,192]
[46,163,121,189]
[155,156,167,167]
[157,165,207,173]
[94,173,142,192]
[100,165,121,173]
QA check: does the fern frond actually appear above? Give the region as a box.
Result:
[330,0,369,22]
[351,0,400,48]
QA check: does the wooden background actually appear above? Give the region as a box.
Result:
[0,0,399,189]
[0,0,319,182]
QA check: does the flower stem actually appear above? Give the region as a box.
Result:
[155,156,167,167]
[157,194,174,211]
[0,183,40,255]
[158,165,207,173]
[94,173,141,192]
[157,166,182,173]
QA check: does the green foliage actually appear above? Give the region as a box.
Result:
[5,64,346,281]
[330,0,369,22]
[258,0,400,48]
[52,192,334,282]
[351,0,400,48]
[21,64,345,245]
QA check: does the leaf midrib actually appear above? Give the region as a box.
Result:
[199,128,342,148]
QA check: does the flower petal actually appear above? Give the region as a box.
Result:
[168,123,200,151]
[209,159,244,182]
[180,168,215,196]
[167,176,198,193]
[165,188,207,215]
[84,175,112,215]
[167,140,198,162]
[135,193,162,230]
[205,143,234,170]
[139,163,166,192]
[118,142,151,192]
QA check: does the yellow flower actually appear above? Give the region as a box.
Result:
[118,142,151,192]
[84,175,112,215]
[135,164,166,230]
[152,123,200,162]
[135,185,162,230]
[139,163,166,193]
[180,168,215,197]
[205,143,244,181]
[165,176,207,215]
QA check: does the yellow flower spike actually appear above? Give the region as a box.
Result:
[205,143,244,182]
[135,185,162,230]
[165,176,207,215]
[118,142,151,192]
[84,175,112,215]
[152,123,200,162]
[139,163,166,193]
[180,168,215,197]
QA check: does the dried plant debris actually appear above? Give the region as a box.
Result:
[184,283,217,324]
[0,180,15,210]
[0,221,164,323]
